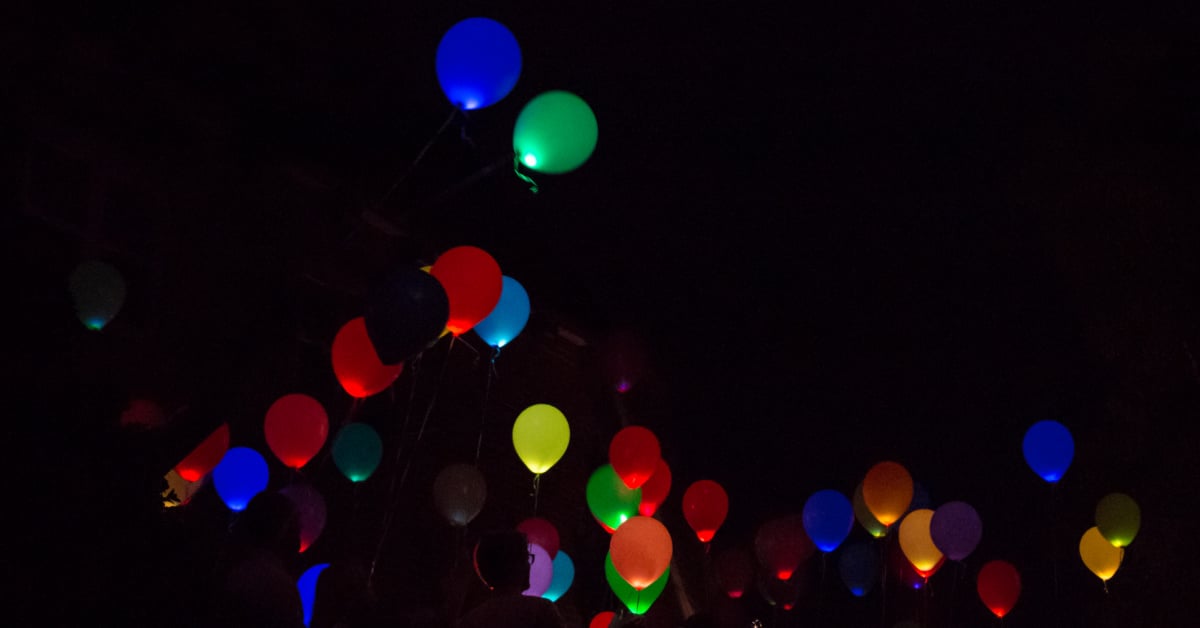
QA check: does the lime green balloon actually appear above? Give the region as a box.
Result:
[512,90,598,174]
[512,404,570,474]
[1095,493,1140,548]
[854,482,887,538]
[587,464,642,532]
[605,552,669,614]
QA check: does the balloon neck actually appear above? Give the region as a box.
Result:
[513,154,539,194]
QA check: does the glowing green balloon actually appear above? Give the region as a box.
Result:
[586,464,642,532]
[1095,493,1140,548]
[513,90,598,174]
[605,552,669,614]
[332,423,382,482]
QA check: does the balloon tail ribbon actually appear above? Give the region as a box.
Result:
[514,154,539,194]
[532,473,541,515]
[474,348,498,465]
[379,106,460,204]
[879,530,890,628]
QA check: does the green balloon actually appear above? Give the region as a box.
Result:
[605,552,669,614]
[332,423,382,482]
[512,90,598,174]
[587,464,642,532]
[68,260,126,331]
[1095,492,1140,548]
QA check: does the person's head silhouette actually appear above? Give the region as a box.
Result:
[472,530,532,593]
[230,491,301,559]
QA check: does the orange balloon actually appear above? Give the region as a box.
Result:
[609,516,673,590]
[898,509,944,575]
[862,461,913,527]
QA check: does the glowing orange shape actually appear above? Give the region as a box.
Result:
[862,461,913,527]
[609,516,673,590]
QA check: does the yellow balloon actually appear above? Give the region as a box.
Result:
[1079,526,1123,581]
[512,404,570,474]
[898,509,943,574]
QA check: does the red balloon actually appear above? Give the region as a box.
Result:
[264,394,329,469]
[755,515,814,580]
[609,426,661,489]
[889,539,943,589]
[517,517,560,559]
[175,423,229,482]
[332,317,403,398]
[977,560,1021,618]
[683,480,729,543]
[714,548,754,599]
[638,458,672,516]
[430,246,503,336]
[589,612,615,628]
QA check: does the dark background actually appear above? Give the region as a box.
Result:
[8,1,1199,626]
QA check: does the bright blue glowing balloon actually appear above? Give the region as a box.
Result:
[1022,420,1074,483]
[838,541,878,597]
[436,18,521,110]
[472,276,531,349]
[212,447,269,511]
[542,550,575,602]
[297,563,329,627]
[802,489,854,552]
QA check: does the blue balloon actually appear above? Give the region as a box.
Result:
[541,550,574,602]
[1022,420,1074,482]
[837,541,878,597]
[802,489,854,552]
[473,276,531,349]
[212,447,269,511]
[436,18,521,110]
[297,563,329,627]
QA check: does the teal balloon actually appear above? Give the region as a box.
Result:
[605,552,669,614]
[332,423,382,482]
[542,550,575,602]
[513,91,598,174]
[473,276,531,349]
[68,260,126,330]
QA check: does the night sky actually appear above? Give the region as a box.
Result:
[10,1,1199,627]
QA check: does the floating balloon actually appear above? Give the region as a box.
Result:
[853,482,888,538]
[930,501,983,561]
[297,563,330,628]
[977,559,1021,618]
[433,463,487,527]
[838,541,879,597]
[605,553,669,614]
[175,423,230,482]
[430,246,503,336]
[1095,493,1140,548]
[513,90,599,174]
[610,516,673,590]
[714,548,754,599]
[435,17,521,110]
[280,482,327,552]
[755,515,814,580]
[332,423,382,482]
[517,517,560,559]
[802,489,854,552]
[638,459,671,516]
[1022,420,1074,482]
[69,260,126,330]
[363,266,449,364]
[890,540,943,589]
[512,404,570,474]
[542,551,574,602]
[473,276,531,349]
[863,461,914,527]
[1079,526,1123,582]
[682,480,729,543]
[332,317,403,398]
[586,464,642,533]
[212,447,269,512]
[161,468,204,508]
[609,426,661,490]
[590,611,616,628]
[264,394,329,469]
[899,509,944,577]
[523,543,553,597]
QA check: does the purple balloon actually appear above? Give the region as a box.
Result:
[929,501,982,561]
[523,543,554,597]
[280,482,327,553]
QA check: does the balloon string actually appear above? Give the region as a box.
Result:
[513,154,539,194]
[416,335,456,442]
[532,474,541,516]
[370,354,423,586]
[379,106,460,204]
[474,348,498,465]
[880,530,890,628]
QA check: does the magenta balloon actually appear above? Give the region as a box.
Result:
[279,482,327,553]
[929,501,982,561]
[523,543,554,597]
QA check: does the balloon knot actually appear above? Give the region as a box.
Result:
[514,155,539,194]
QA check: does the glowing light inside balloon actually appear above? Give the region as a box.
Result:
[523,154,537,167]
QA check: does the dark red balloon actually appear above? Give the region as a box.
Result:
[517,517,560,559]
[889,539,943,589]
[714,548,754,599]
[977,560,1021,618]
[175,423,229,482]
[264,394,329,469]
[638,458,672,516]
[754,515,814,580]
[683,480,729,543]
[609,426,661,489]
[332,317,404,398]
[430,246,502,336]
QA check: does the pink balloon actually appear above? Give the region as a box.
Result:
[523,543,554,597]
[279,482,327,553]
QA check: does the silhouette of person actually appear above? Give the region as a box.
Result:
[312,559,379,628]
[211,492,305,628]
[456,530,564,628]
